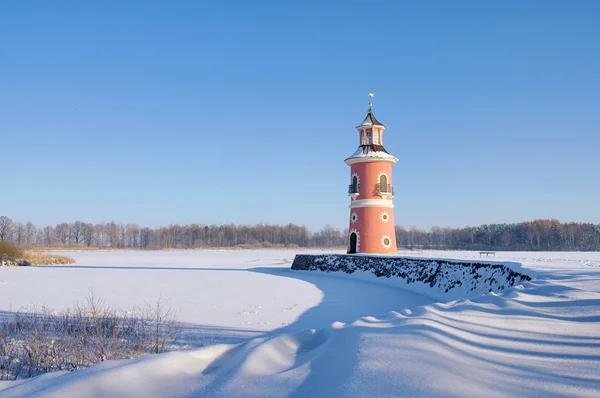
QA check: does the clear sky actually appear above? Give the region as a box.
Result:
[1,1,599,231]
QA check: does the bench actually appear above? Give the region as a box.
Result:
[479,251,496,257]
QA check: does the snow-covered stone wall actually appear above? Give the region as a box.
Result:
[291,254,531,300]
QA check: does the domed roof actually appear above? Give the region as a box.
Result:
[356,110,385,128]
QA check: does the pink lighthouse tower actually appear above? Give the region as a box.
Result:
[345,94,398,254]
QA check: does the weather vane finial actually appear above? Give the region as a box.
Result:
[368,92,374,110]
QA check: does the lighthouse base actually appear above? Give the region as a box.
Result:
[291,254,531,300]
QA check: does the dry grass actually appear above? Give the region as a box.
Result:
[21,252,76,265]
[1,242,75,266]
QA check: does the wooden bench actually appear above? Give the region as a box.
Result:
[479,251,496,257]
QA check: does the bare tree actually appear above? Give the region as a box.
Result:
[43,226,54,246]
[83,223,95,247]
[117,224,126,248]
[0,216,13,241]
[106,222,119,248]
[125,224,140,248]
[316,225,343,248]
[54,223,71,247]
[14,222,25,245]
[71,221,84,245]
[144,295,178,354]
[25,222,37,246]
[93,223,105,248]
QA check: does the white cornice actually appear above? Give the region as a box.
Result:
[349,199,395,209]
[356,125,386,131]
[345,156,398,166]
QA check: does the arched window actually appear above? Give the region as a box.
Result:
[351,175,359,193]
[379,174,388,193]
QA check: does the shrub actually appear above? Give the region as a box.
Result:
[21,253,75,265]
[0,243,75,266]
[0,241,23,260]
[0,293,179,380]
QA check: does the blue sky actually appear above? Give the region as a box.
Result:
[1,1,599,231]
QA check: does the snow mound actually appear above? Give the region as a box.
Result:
[291,254,531,300]
[3,278,598,397]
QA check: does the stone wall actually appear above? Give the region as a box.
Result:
[291,254,531,300]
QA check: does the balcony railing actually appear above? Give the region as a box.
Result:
[348,184,360,195]
[376,184,394,196]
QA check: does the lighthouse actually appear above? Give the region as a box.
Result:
[345,95,398,254]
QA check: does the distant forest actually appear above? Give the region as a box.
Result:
[0,216,599,251]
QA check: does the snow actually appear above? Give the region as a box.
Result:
[298,254,531,301]
[346,146,397,160]
[1,250,599,397]
[0,250,431,343]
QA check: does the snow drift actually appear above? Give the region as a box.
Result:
[291,254,531,300]
[1,250,598,397]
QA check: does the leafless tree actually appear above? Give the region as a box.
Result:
[0,216,13,241]
[144,295,179,354]
[71,221,84,245]
[83,223,94,247]
[14,222,25,245]
[117,224,128,248]
[54,223,71,247]
[93,223,105,248]
[25,222,37,246]
[106,222,119,248]
[125,224,140,248]
[43,226,54,246]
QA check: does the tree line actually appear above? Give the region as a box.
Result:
[0,216,345,249]
[395,219,600,251]
[0,216,598,251]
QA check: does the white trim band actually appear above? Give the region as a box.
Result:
[345,157,398,166]
[349,199,394,208]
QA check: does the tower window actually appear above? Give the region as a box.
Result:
[373,131,379,145]
[366,132,372,144]
[349,173,360,196]
[381,236,392,248]
[380,211,389,223]
[379,173,388,193]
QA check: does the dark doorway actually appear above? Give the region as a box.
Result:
[348,233,357,254]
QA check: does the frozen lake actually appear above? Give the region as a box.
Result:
[0,250,434,343]
[1,250,599,397]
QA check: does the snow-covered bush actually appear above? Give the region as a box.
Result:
[0,294,179,380]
